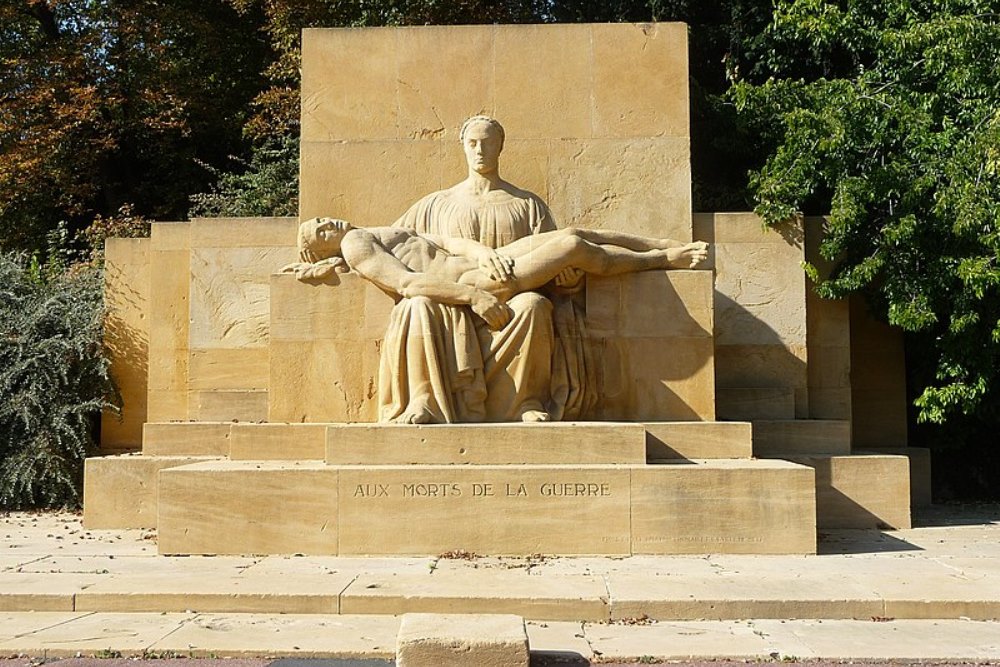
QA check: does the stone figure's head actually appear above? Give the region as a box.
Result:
[298,217,352,266]
[460,115,505,176]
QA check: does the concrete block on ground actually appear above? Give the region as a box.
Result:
[396,613,528,667]
[754,419,851,457]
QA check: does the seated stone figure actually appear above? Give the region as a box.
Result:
[390,115,566,424]
[284,218,708,423]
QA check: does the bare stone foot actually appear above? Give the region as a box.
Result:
[391,405,437,424]
[520,409,550,422]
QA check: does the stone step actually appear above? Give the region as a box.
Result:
[753,419,852,457]
[7,509,1000,625]
[141,421,755,463]
[644,421,752,460]
[142,422,232,457]
[324,422,647,465]
[789,454,911,530]
[716,387,796,421]
[156,460,816,557]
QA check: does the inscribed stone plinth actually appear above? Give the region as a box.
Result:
[155,460,816,556]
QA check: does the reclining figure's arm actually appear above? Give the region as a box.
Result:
[341,229,513,329]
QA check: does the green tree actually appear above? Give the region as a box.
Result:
[0,0,271,250]
[731,0,1000,425]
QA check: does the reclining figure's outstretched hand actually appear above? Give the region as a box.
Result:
[279,258,348,282]
[675,241,709,268]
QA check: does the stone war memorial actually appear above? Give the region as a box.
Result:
[84,23,925,556]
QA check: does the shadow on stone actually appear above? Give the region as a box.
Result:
[913,502,1000,528]
[817,529,921,555]
[530,651,590,666]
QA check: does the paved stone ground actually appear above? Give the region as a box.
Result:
[0,659,996,667]
[1,504,999,662]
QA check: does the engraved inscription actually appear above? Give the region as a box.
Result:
[349,480,615,499]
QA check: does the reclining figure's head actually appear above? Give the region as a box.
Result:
[298,217,353,264]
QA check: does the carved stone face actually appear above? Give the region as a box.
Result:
[304,218,351,260]
[462,120,503,175]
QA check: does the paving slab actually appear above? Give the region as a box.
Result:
[0,612,194,656]
[584,620,794,661]
[14,555,260,576]
[340,571,609,621]
[524,621,592,661]
[149,614,399,658]
[889,525,1000,557]
[0,612,92,641]
[0,515,154,557]
[74,571,357,613]
[607,572,884,620]
[0,555,48,571]
[1,613,1000,661]
[247,556,433,577]
[753,618,1000,660]
[527,555,719,578]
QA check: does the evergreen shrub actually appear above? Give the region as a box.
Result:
[0,248,115,509]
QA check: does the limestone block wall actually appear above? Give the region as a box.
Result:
[101,238,150,450]
[187,217,298,421]
[804,216,852,421]
[587,271,715,420]
[299,23,692,241]
[146,222,191,422]
[269,273,393,423]
[268,270,715,423]
[850,295,909,447]
[695,213,809,420]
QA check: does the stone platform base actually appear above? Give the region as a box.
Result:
[83,420,916,549]
[155,459,816,556]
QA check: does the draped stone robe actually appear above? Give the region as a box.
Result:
[378,185,595,423]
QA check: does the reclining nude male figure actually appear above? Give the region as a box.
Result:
[285,217,709,332]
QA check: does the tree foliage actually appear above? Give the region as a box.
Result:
[189,136,299,218]
[731,0,1000,423]
[0,0,270,250]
